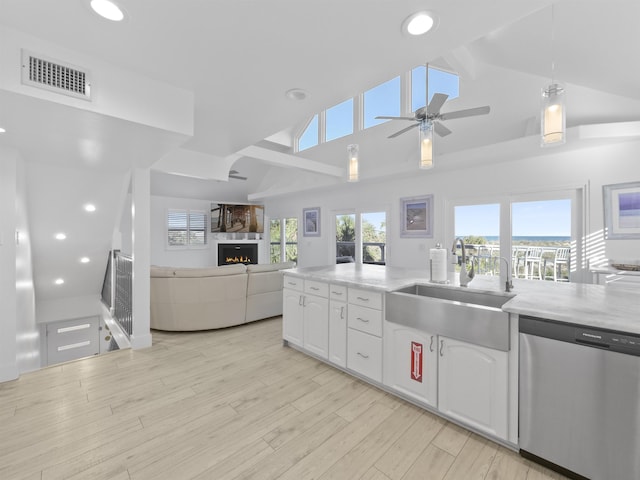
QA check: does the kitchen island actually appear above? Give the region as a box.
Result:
[281,263,640,451]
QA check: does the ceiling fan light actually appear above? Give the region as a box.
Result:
[419,122,434,169]
[347,144,359,182]
[541,83,566,146]
[404,12,435,36]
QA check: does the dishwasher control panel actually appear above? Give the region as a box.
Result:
[575,328,640,355]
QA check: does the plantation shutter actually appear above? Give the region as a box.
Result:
[189,210,207,245]
[167,210,188,246]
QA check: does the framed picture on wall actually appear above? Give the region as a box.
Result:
[400,195,434,238]
[603,181,640,239]
[303,207,321,237]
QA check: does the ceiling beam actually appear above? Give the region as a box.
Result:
[237,145,345,178]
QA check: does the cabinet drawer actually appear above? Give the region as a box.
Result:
[305,279,329,298]
[348,304,382,337]
[347,328,382,383]
[348,288,382,310]
[283,275,303,292]
[329,284,347,301]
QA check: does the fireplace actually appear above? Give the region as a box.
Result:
[218,243,258,266]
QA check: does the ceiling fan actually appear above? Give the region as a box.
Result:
[376,92,491,139]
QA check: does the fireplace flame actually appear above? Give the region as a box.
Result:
[225,256,252,264]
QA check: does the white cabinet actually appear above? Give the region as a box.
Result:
[328,284,347,368]
[282,275,329,359]
[302,293,329,358]
[347,287,383,383]
[383,322,437,408]
[437,336,508,439]
[283,287,304,347]
[347,328,382,382]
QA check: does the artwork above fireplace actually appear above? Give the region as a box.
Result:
[218,243,258,266]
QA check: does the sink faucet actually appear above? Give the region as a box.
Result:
[451,238,474,287]
[499,256,514,292]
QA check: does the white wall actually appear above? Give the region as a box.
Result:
[0,147,19,381]
[1,147,39,381]
[264,140,640,275]
[149,194,268,268]
[14,152,39,373]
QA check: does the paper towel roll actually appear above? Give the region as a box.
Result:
[430,247,448,283]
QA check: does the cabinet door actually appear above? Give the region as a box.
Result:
[438,336,508,439]
[329,300,347,368]
[283,288,304,346]
[383,322,437,408]
[347,328,382,383]
[303,294,329,359]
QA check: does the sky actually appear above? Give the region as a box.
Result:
[455,199,571,237]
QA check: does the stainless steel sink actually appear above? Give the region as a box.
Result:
[394,284,512,309]
[385,284,515,351]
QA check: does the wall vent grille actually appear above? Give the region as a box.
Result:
[21,50,92,101]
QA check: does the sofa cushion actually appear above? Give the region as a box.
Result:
[151,264,247,278]
[246,261,296,273]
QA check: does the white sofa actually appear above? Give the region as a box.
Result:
[150,262,295,331]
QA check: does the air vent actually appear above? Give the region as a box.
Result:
[21,50,92,101]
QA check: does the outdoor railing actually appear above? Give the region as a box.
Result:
[463,244,571,282]
[336,241,386,265]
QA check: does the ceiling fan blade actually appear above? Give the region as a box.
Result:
[433,121,452,137]
[375,115,416,121]
[229,174,247,180]
[388,123,419,139]
[427,93,449,115]
[439,105,490,121]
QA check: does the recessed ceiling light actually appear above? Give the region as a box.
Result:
[285,88,308,101]
[80,257,91,263]
[403,11,436,36]
[55,278,65,285]
[0,127,6,134]
[90,0,125,21]
[84,203,96,212]
[55,233,67,240]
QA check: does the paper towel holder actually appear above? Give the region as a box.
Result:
[429,243,449,284]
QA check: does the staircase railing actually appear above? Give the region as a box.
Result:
[101,250,133,338]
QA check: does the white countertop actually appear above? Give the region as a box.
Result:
[284,264,640,335]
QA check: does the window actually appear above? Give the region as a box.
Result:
[451,193,576,282]
[363,76,401,129]
[298,114,319,151]
[270,217,298,263]
[362,212,386,265]
[336,213,356,262]
[335,211,387,265]
[411,65,460,113]
[454,204,500,275]
[325,98,354,142]
[167,209,207,248]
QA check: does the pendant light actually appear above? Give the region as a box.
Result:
[419,121,433,169]
[347,144,359,182]
[541,3,565,146]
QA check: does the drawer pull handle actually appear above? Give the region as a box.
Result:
[298,295,303,306]
[332,291,343,296]
[440,339,444,357]
[310,286,319,291]
[429,336,434,352]
[356,296,369,302]
[357,317,369,323]
[340,306,345,320]
[287,281,297,286]
[357,352,369,359]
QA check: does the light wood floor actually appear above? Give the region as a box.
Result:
[0,317,570,480]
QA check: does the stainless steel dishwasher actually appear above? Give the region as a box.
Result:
[519,315,640,480]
